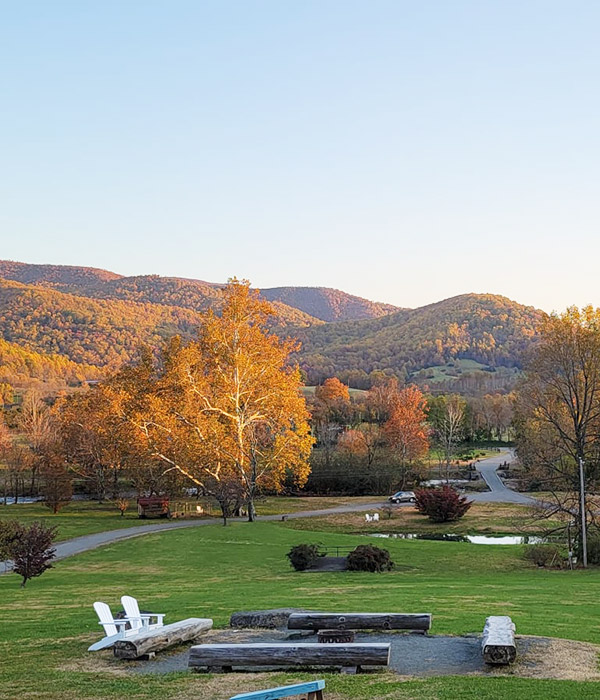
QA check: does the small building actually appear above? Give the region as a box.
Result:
[137,496,170,519]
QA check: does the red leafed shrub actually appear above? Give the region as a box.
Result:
[4,521,57,587]
[414,486,473,522]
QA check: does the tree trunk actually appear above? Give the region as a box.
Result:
[288,612,432,631]
[188,642,391,669]
[114,618,213,659]
[30,465,38,497]
[247,499,256,522]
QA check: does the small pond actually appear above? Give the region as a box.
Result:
[370,533,546,545]
[1,496,43,506]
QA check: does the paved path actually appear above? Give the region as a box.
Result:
[1,449,534,571]
[470,449,535,504]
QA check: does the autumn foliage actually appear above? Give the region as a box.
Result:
[104,279,314,520]
[383,385,429,464]
[414,486,473,523]
[1,521,57,587]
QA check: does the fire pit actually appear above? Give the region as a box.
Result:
[317,629,355,643]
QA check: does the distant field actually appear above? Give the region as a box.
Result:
[301,385,367,397]
[284,500,557,536]
[411,358,522,384]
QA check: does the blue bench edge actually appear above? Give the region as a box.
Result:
[229,679,325,700]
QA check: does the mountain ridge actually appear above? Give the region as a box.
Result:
[0,260,546,394]
[0,260,396,323]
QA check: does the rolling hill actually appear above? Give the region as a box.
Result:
[0,261,395,323]
[0,278,204,368]
[293,293,545,390]
[0,337,100,394]
[260,286,398,322]
[0,260,546,395]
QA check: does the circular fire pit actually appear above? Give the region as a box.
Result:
[317,629,355,643]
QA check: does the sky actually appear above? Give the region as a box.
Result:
[1,1,599,313]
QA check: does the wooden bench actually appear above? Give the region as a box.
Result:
[481,615,516,665]
[188,642,390,674]
[287,612,431,633]
[113,617,213,659]
[229,679,325,700]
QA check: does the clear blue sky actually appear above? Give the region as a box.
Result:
[2,1,599,312]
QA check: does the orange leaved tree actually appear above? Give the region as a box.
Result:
[113,280,314,521]
[383,385,429,477]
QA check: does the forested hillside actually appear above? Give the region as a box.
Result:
[260,286,398,322]
[294,294,544,389]
[0,278,202,368]
[0,261,395,323]
[0,338,99,395]
[0,260,120,291]
[88,276,321,328]
[0,261,546,396]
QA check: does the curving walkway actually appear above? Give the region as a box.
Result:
[2,449,532,571]
[470,449,534,504]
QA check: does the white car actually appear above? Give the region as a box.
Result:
[388,490,416,504]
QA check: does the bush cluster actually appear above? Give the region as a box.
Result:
[414,485,473,522]
[579,531,600,565]
[523,543,567,568]
[347,544,394,572]
[286,543,322,571]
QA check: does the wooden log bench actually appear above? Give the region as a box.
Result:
[188,642,390,674]
[113,617,213,659]
[481,615,516,665]
[229,679,325,700]
[287,612,432,633]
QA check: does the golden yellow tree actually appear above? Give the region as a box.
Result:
[115,280,313,520]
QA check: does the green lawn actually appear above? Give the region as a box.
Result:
[284,501,561,536]
[0,500,160,541]
[1,521,599,699]
[0,496,378,541]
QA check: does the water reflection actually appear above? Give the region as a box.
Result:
[1,497,42,506]
[370,533,546,545]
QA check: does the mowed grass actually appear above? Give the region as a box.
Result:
[0,496,378,541]
[285,501,560,536]
[0,500,166,541]
[1,522,600,699]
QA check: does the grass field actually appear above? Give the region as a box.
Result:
[284,501,560,536]
[1,521,600,699]
[0,496,378,541]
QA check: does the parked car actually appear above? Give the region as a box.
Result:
[388,490,416,504]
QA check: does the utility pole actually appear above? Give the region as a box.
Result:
[579,457,588,568]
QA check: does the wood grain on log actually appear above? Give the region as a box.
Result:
[287,612,431,631]
[188,642,390,669]
[481,615,516,665]
[114,617,213,659]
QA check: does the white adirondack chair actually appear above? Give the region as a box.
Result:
[365,514,372,522]
[88,601,132,651]
[373,513,380,522]
[121,595,165,631]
